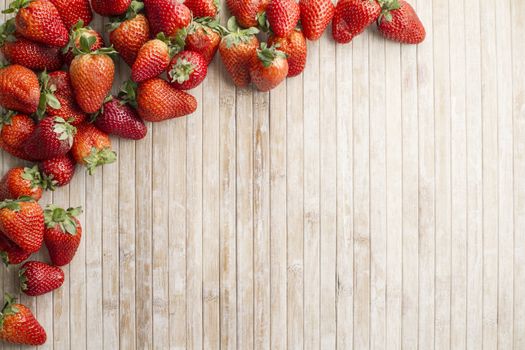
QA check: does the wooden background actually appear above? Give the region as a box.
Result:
[1,0,525,348]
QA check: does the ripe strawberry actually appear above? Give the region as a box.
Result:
[0,294,46,346]
[39,154,76,187]
[0,112,36,152]
[71,124,116,175]
[24,116,76,161]
[43,205,82,266]
[3,0,69,47]
[143,0,192,37]
[49,0,93,29]
[185,18,223,63]
[94,96,147,140]
[136,78,197,122]
[0,233,31,265]
[299,0,335,40]
[0,198,44,253]
[62,22,105,65]
[41,71,87,126]
[225,0,270,28]
[0,166,47,202]
[91,0,131,16]
[250,42,288,91]
[266,0,300,38]
[377,0,425,44]
[108,3,150,67]
[168,50,208,90]
[131,36,172,83]
[69,36,116,114]
[268,29,307,77]
[332,0,381,44]
[184,0,219,18]
[19,261,64,296]
[219,18,260,87]
[0,65,40,114]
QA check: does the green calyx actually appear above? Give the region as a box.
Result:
[157,30,187,57]
[0,251,10,267]
[257,42,287,68]
[190,17,226,36]
[0,109,16,128]
[0,197,34,212]
[83,147,117,175]
[72,31,117,57]
[53,117,77,146]
[223,17,259,48]
[378,0,401,23]
[106,0,144,32]
[119,80,138,109]
[0,293,19,329]
[44,204,82,234]
[18,268,28,291]
[36,70,61,120]
[2,0,31,14]
[21,165,45,190]
[0,18,16,46]
[169,58,195,84]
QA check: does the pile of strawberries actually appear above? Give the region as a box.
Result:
[0,0,425,346]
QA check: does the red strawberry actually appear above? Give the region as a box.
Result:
[225,0,270,28]
[249,42,288,91]
[39,154,76,187]
[0,166,47,202]
[0,112,36,152]
[143,0,192,37]
[131,36,172,83]
[268,29,307,77]
[0,294,46,346]
[299,0,335,40]
[69,36,116,113]
[62,22,105,66]
[266,0,300,38]
[19,261,64,296]
[24,116,76,161]
[3,0,69,47]
[136,78,197,122]
[49,0,93,29]
[168,50,208,90]
[91,0,131,16]
[71,124,116,174]
[41,71,87,126]
[0,233,31,265]
[377,0,425,44]
[332,0,381,44]
[184,0,219,18]
[43,205,82,266]
[219,17,260,87]
[0,198,44,253]
[0,64,40,114]
[108,4,150,67]
[94,96,147,140]
[185,18,223,63]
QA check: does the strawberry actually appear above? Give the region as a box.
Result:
[40,71,87,126]
[184,0,219,18]
[108,2,150,67]
[19,261,64,296]
[39,154,76,187]
[0,166,48,202]
[91,0,131,16]
[0,294,46,346]
[266,0,300,38]
[332,0,381,44]
[377,0,425,44]
[62,22,105,65]
[0,64,40,114]
[0,198,44,253]
[185,18,223,63]
[268,29,307,77]
[93,96,147,140]
[0,233,31,265]
[299,0,335,40]
[24,116,76,161]
[143,0,192,37]
[43,205,82,266]
[131,35,173,83]
[69,36,116,114]
[249,42,288,91]
[71,124,116,174]
[135,78,197,122]
[168,50,208,90]
[225,0,270,28]
[0,111,36,152]
[48,0,93,29]
[219,17,260,87]
[3,0,69,47]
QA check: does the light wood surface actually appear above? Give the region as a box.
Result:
[1,0,525,348]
